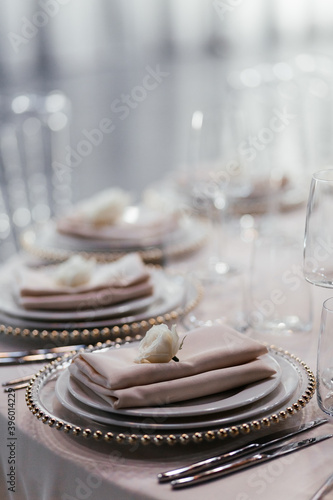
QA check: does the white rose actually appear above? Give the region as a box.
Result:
[78,188,131,225]
[54,255,96,287]
[135,324,181,363]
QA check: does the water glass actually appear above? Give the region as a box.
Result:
[317,297,333,416]
[247,232,313,334]
[183,270,246,332]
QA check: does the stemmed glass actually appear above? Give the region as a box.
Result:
[304,169,333,287]
[180,108,252,330]
[185,108,251,281]
[303,168,333,415]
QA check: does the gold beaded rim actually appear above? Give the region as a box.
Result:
[25,343,315,447]
[0,275,202,343]
[20,218,210,264]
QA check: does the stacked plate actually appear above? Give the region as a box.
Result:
[0,261,200,341]
[53,349,300,432]
[25,342,314,446]
[21,213,209,264]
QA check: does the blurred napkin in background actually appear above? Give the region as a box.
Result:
[15,253,154,310]
[69,325,276,409]
[56,187,180,243]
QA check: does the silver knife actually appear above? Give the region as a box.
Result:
[171,434,333,489]
[0,344,87,365]
[158,417,328,483]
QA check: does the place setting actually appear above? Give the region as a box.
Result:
[24,320,315,450]
[0,251,202,346]
[20,186,210,265]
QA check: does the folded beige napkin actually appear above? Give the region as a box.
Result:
[15,253,153,311]
[57,206,179,243]
[69,325,276,409]
[19,280,153,311]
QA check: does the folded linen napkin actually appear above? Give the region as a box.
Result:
[19,279,154,311]
[68,187,132,226]
[17,253,150,296]
[69,325,276,409]
[57,205,179,243]
[15,253,153,311]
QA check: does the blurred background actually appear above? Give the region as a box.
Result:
[1,0,333,259]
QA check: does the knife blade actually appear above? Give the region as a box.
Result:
[171,433,333,489]
[0,344,87,365]
[158,417,328,483]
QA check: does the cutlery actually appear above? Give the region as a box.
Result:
[0,344,87,365]
[310,473,333,500]
[4,383,31,392]
[171,433,333,489]
[158,417,328,483]
[2,373,38,387]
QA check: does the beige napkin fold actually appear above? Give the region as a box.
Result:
[19,279,153,311]
[57,205,179,243]
[17,253,149,296]
[69,325,276,409]
[15,253,153,311]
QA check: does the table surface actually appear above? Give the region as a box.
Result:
[1,208,333,500]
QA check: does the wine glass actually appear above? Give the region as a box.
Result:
[184,108,251,281]
[304,168,333,287]
[179,108,252,329]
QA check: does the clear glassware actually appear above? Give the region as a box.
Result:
[303,169,333,287]
[303,169,333,417]
[184,109,250,280]
[183,270,246,332]
[317,297,333,416]
[247,232,313,334]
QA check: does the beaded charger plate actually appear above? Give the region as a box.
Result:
[0,270,201,344]
[21,216,210,264]
[25,342,315,447]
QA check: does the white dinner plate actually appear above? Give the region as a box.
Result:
[2,290,155,322]
[54,352,299,430]
[65,353,281,417]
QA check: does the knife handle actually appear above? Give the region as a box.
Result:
[158,443,258,483]
[171,434,333,489]
[171,454,264,489]
[159,418,328,483]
